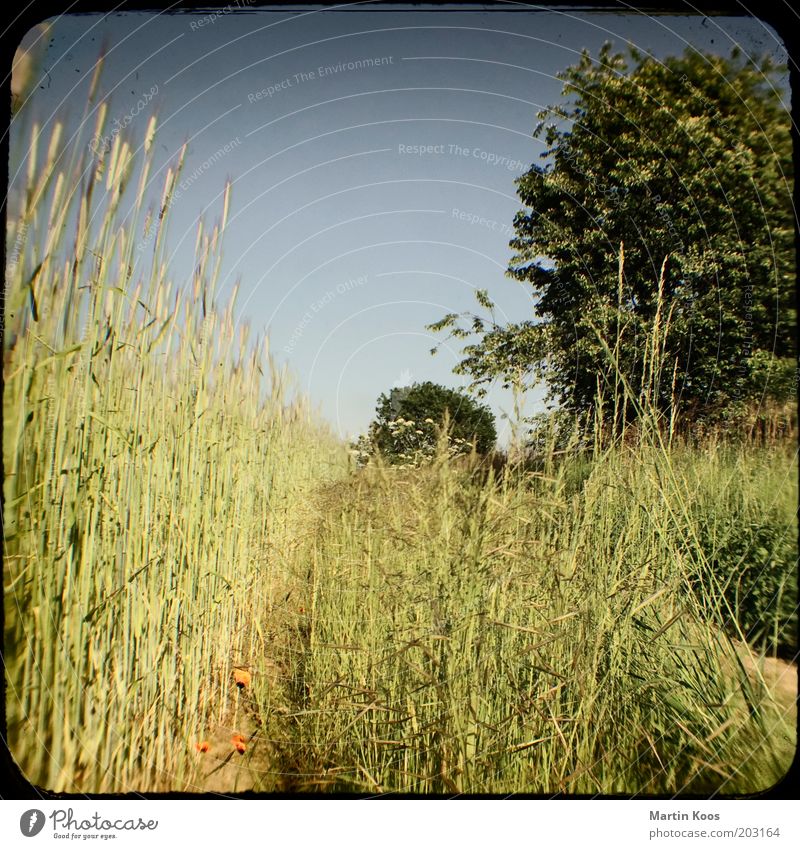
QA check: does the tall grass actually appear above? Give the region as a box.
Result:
[4,75,345,791]
[273,438,795,794]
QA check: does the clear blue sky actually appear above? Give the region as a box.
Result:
[10,5,787,443]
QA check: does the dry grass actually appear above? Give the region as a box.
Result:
[267,441,795,795]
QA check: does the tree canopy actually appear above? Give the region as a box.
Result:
[360,381,497,464]
[430,44,795,429]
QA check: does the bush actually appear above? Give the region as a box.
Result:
[673,446,798,657]
[356,382,497,466]
[692,508,797,657]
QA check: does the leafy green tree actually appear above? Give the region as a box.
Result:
[431,44,795,428]
[364,381,496,464]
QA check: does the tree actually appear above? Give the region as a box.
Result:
[431,44,795,429]
[360,381,497,464]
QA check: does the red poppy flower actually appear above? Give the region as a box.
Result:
[233,668,251,689]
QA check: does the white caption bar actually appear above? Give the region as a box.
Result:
[1,799,796,848]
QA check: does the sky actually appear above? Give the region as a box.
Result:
[8,4,788,444]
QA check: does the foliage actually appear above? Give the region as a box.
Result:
[428,290,547,396]
[525,406,588,456]
[431,44,795,426]
[357,381,497,465]
[680,447,798,656]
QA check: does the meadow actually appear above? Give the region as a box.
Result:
[3,80,796,795]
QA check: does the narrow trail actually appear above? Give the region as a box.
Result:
[188,476,336,794]
[733,641,798,722]
[188,657,297,793]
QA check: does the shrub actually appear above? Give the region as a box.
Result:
[357,382,497,466]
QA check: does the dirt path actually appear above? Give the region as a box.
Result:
[734,641,797,721]
[185,658,295,794]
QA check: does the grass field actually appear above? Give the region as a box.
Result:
[264,441,796,794]
[4,85,797,795]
